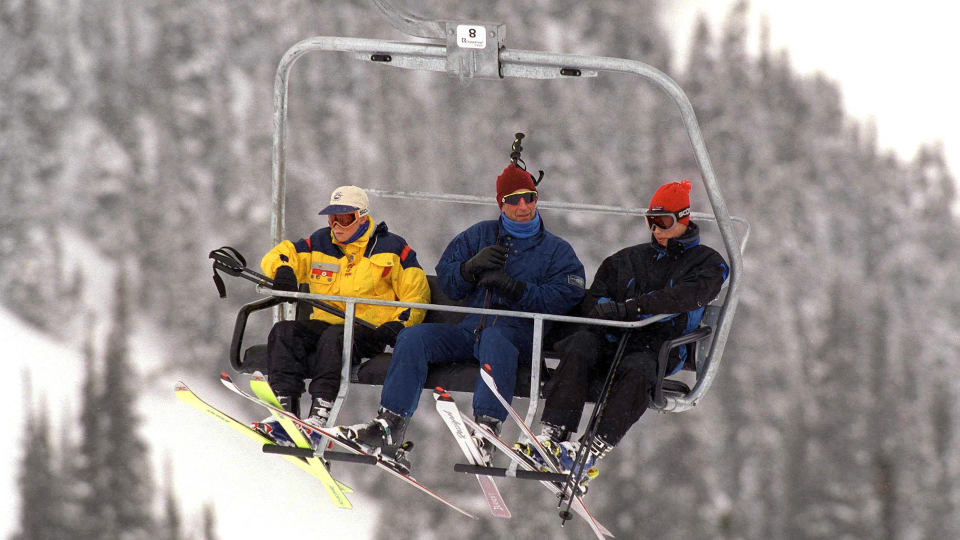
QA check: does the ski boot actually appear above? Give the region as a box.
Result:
[304,396,334,429]
[253,420,296,446]
[340,407,413,474]
[471,414,503,467]
[251,392,301,446]
[513,422,570,472]
[553,437,614,497]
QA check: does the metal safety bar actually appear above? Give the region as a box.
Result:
[260,286,671,433]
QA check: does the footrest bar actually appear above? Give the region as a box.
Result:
[262,444,314,458]
[261,444,377,465]
[324,451,378,465]
[454,463,568,482]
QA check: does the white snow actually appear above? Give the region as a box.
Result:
[2,306,85,535]
[665,0,960,185]
[2,304,381,539]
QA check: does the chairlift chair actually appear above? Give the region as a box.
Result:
[229,0,750,445]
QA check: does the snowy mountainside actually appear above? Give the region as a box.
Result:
[3,305,381,539]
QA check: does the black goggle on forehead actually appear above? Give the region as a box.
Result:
[645,207,689,231]
[502,191,538,206]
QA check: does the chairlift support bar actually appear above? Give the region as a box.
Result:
[268,5,746,415]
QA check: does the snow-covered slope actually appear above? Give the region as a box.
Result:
[3,305,381,539]
[3,306,85,537]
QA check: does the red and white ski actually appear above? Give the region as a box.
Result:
[478,364,613,538]
[433,387,511,518]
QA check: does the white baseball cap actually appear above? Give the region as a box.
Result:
[318,185,370,217]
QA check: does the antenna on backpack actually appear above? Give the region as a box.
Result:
[509,133,544,186]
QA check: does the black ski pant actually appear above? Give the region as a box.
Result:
[540,328,660,447]
[267,320,385,402]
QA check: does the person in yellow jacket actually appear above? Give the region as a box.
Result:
[259,185,430,429]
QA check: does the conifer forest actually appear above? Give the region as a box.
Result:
[2,0,958,539]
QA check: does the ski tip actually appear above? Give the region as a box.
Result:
[174,382,187,392]
[220,371,230,379]
[482,364,492,373]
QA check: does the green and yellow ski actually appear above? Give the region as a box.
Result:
[246,374,352,509]
[174,381,353,506]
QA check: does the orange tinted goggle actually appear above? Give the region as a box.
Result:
[328,212,358,227]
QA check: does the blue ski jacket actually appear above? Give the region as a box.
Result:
[436,217,586,333]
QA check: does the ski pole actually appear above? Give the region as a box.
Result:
[209,246,377,330]
[558,329,632,524]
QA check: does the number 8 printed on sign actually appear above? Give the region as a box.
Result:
[457,25,486,49]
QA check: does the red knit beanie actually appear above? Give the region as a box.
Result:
[496,164,537,208]
[648,180,693,225]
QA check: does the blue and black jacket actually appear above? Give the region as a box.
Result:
[584,221,729,372]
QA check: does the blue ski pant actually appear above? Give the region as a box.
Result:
[379,322,533,422]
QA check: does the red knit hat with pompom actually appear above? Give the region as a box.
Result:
[496,164,537,208]
[648,180,693,225]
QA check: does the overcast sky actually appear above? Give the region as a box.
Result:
[663,0,959,176]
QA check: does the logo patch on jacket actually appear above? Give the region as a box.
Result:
[311,262,340,278]
[567,275,585,289]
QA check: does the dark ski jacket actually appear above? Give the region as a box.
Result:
[584,221,729,371]
[436,217,586,333]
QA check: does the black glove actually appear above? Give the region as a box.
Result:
[477,271,527,302]
[352,323,378,344]
[460,245,509,282]
[374,321,405,347]
[272,266,299,303]
[592,298,638,321]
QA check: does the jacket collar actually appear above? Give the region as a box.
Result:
[332,216,382,252]
[498,215,545,248]
[651,221,701,259]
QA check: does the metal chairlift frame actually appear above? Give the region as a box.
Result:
[260,1,749,434]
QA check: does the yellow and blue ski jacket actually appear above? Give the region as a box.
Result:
[261,219,430,327]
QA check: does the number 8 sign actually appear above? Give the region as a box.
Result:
[456,25,487,49]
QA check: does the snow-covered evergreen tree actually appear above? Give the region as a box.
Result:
[99,271,156,540]
[14,376,71,540]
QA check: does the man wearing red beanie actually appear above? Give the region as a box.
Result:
[343,163,586,473]
[515,179,729,495]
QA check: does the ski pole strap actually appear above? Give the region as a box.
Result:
[209,246,252,298]
[210,246,247,276]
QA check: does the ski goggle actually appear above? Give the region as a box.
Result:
[645,207,689,231]
[501,191,538,206]
[328,211,359,227]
